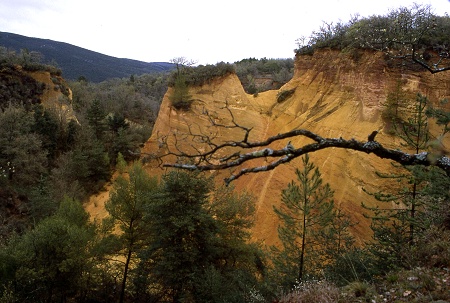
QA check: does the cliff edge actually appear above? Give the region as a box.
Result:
[141,50,450,245]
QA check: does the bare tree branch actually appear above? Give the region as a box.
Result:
[411,51,450,74]
[162,130,450,185]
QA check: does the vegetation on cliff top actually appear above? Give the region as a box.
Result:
[168,58,294,109]
[296,3,450,73]
[0,47,67,109]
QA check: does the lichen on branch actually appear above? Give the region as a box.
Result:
[161,127,450,184]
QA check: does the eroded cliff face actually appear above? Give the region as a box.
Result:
[0,66,76,119]
[28,70,76,120]
[141,50,450,246]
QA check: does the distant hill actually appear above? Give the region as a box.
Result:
[0,31,175,83]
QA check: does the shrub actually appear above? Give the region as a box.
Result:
[413,226,450,268]
[324,248,376,286]
[276,88,296,103]
[247,83,258,95]
[343,281,372,298]
[278,280,339,303]
[168,62,235,87]
[0,66,45,109]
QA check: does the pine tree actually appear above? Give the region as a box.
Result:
[135,170,265,302]
[0,104,48,189]
[104,162,158,303]
[169,73,192,110]
[86,99,107,140]
[381,80,408,134]
[2,197,95,302]
[363,93,437,272]
[141,170,215,302]
[271,154,335,288]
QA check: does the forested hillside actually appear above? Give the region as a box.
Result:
[0,31,175,82]
[1,3,450,303]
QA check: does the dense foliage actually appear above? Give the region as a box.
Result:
[0,50,172,243]
[235,57,294,94]
[169,73,193,110]
[0,47,62,75]
[0,48,66,109]
[0,164,267,302]
[295,4,450,71]
[168,62,235,87]
[133,170,264,302]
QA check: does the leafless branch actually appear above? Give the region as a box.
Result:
[411,52,450,74]
[162,130,450,185]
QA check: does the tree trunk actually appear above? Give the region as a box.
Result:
[298,211,307,282]
[410,182,417,244]
[119,248,132,303]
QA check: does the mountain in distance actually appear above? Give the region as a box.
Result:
[0,31,175,83]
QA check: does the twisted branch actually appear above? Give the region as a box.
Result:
[162,130,450,184]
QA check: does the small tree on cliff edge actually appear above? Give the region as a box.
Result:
[169,57,194,110]
[271,154,334,288]
[169,73,192,110]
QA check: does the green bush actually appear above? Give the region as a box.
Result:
[278,280,339,303]
[168,62,235,87]
[412,226,450,268]
[0,47,62,76]
[341,281,375,300]
[276,88,296,103]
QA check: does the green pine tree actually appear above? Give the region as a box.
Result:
[103,162,158,303]
[271,154,335,288]
[135,170,265,302]
[141,170,215,302]
[169,73,192,110]
[86,99,107,140]
[363,93,439,273]
[381,80,408,134]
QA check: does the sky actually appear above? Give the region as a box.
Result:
[0,0,449,65]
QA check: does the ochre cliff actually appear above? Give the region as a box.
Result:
[28,70,76,119]
[140,50,450,246]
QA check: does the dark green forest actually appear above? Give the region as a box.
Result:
[1,3,450,303]
[0,31,176,83]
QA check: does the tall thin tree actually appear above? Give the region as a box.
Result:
[272,154,334,287]
[104,162,158,303]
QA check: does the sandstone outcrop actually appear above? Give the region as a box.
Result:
[141,50,450,246]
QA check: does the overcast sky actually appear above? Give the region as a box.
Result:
[0,0,449,64]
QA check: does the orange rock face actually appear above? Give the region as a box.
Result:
[28,70,77,121]
[141,50,450,246]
